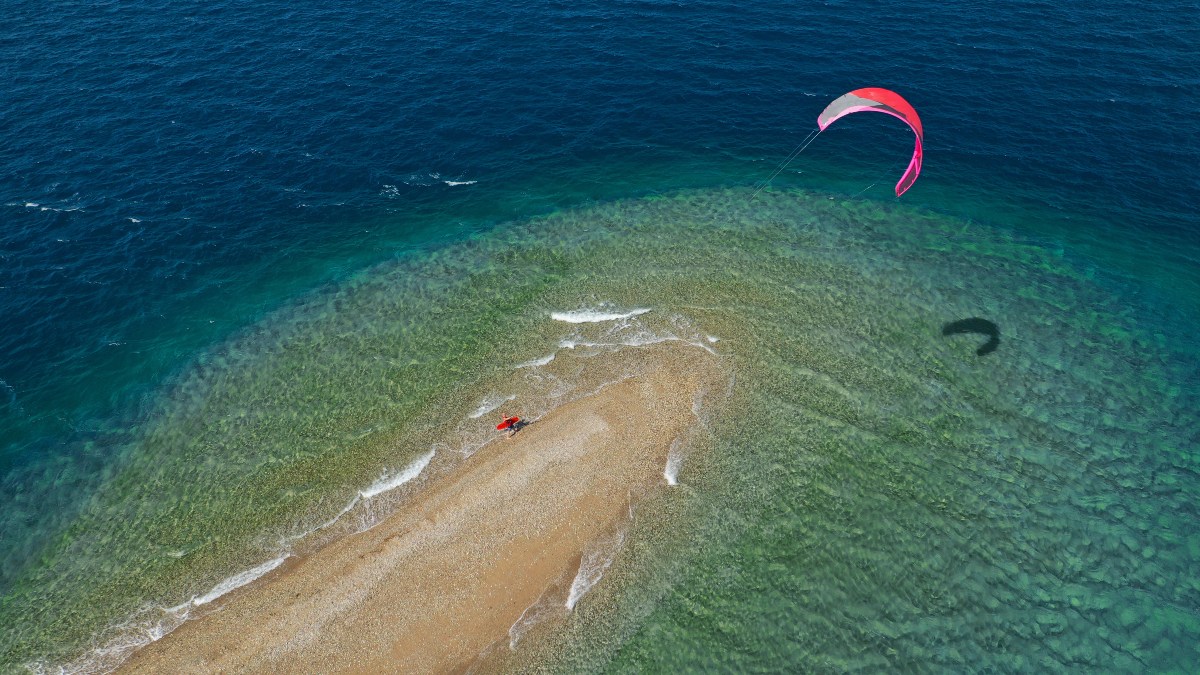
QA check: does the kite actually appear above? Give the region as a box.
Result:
[817,88,924,197]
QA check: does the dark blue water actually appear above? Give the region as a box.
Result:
[3,0,1198,669]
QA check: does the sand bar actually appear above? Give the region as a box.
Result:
[120,344,722,674]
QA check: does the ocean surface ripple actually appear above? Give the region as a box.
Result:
[1,0,1197,671]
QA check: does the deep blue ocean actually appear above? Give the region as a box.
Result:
[3,0,1199,671]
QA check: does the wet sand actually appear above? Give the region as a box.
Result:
[120,345,722,674]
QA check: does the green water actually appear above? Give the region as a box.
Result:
[3,187,1197,672]
[491,189,1199,672]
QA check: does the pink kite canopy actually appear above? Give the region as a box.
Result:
[818,88,924,197]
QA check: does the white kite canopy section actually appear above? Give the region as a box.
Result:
[818,87,925,197]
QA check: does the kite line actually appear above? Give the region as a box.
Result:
[750,128,822,201]
[753,87,924,201]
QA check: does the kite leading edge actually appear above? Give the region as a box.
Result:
[817,87,924,197]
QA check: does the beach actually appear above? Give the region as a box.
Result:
[119,343,724,673]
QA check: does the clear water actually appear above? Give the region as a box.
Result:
[507,190,1200,673]
[1,0,1197,671]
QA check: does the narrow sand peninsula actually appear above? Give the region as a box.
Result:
[121,345,722,674]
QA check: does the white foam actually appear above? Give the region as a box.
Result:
[192,555,289,606]
[508,586,561,650]
[128,217,141,223]
[558,331,714,354]
[402,174,434,186]
[360,449,435,499]
[469,394,515,419]
[516,353,556,368]
[550,307,650,323]
[284,493,360,544]
[65,477,423,671]
[24,202,39,208]
[664,438,684,486]
[36,605,190,675]
[40,552,291,672]
[0,378,21,416]
[456,438,489,458]
[443,180,477,186]
[279,446,435,546]
[706,335,719,343]
[566,531,625,610]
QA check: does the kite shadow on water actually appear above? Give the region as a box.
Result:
[942,318,1000,356]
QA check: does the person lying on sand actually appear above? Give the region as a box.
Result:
[496,414,521,438]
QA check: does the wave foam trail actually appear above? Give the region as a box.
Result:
[0,378,23,416]
[664,438,684,486]
[282,494,362,546]
[469,393,516,419]
[39,610,186,675]
[360,449,435,499]
[516,353,556,368]
[559,331,709,353]
[443,180,477,186]
[551,307,650,323]
[41,553,292,674]
[566,530,626,611]
[191,555,290,607]
[508,586,562,650]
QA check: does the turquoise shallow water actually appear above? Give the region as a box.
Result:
[489,189,1200,672]
[3,186,1197,671]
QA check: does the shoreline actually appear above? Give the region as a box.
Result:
[118,343,724,673]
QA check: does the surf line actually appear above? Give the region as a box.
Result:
[751,127,822,201]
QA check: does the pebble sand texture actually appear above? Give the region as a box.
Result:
[120,343,725,674]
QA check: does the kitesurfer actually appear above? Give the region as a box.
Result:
[497,414,521,438]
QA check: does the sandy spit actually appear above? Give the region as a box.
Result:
[119,344,722,674]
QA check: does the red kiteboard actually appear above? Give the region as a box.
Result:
[497,416,520,430]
